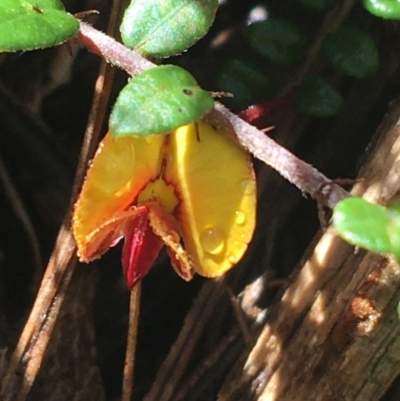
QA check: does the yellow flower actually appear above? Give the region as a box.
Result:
[72,120,256,288]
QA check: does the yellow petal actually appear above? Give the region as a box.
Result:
[165,120,256,277]
[73,132,165,261]
[137,177,178,213]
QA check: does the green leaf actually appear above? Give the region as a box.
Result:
[293,75,343,117]
[321,26,379,78]
[363,0,400,20]
[333,198,393,255]
[120,0,218,57]
[386,202,400,259]
[110,65,214,137]
[216,59,273,110]
[388,214,400,259]
[0,0,79,52]
[247,18,307,65]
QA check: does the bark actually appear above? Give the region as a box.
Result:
[218,100,400,401]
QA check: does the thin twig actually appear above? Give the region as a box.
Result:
[77,22,154,76]
[122,282,142,401]
[280,0,359,96]
[221,283,252,345]
[14,243,77,401]
[143,283,224,401]
[77,22,348,209]
[0,157,43,285]
[209,104,348,208]
[0,2,123,399]
[174,327,242,401]
[0,225,76,401]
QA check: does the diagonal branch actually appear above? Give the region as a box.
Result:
[77,21,348,210]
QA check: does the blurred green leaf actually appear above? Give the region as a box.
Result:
[0,0,79,52]
[215,59,272,110]
[120,0,218,57]
[322,26,379,78]
[110,65,214,137]
[247,18,307,65]
[293,75,343,117]
[363,0,400,20]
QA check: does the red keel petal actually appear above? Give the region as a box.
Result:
[122,207,163,289]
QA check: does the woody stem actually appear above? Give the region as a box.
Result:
[76,21,348,209]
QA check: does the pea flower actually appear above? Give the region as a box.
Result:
[72,120,256,288]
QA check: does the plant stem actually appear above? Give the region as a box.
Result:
[122,283,141,401]
[77,21,348,209]
[77,21,153,76]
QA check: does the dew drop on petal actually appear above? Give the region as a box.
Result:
[235,210,246,225]
[200,227,225,255]
[227,253,236,264]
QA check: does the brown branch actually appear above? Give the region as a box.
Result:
[0,225,77,401]
[77,21,348,209]
[77,22,154,76]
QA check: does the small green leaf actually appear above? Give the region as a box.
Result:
[0,0,79,52]
[363,0,400,19]
[386,203,400,259]
[293,75,343,117]
[388,215,400,259]
[215,59,272,110]
[321,26,379,78]
[333,197,393,255]
[120,0,218,57]
[110,65,214,137]
[247,18,307,65]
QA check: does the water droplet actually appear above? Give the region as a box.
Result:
[200,227,225,255]
[227,253,236,264]
[235,210,246,225]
